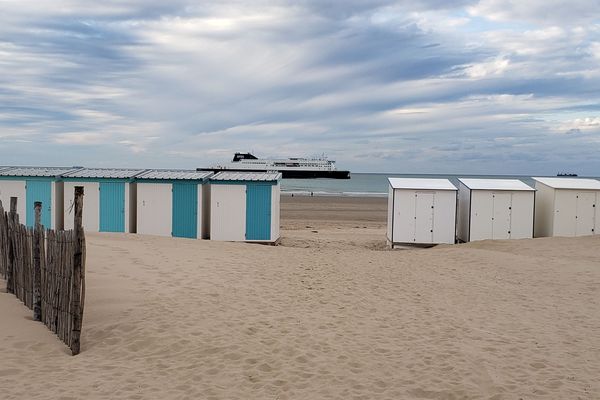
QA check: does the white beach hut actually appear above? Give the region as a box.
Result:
[532,177,600,237]
[386,178,457,246]
[61,168,146,233]
[135,170,213,239]
[457,179,535,242]
[0,166,79,229]
[210,172,281,242]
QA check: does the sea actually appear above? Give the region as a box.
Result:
[281,173,600,197]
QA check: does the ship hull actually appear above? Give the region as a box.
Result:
[198,168,350,179]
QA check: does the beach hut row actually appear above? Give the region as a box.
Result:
[0,167,281,243]
[387,177,600,247]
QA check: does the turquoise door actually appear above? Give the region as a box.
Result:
[99,182,125,232]
[246,184,272,240]
[26,180,52,228]
[172,183,198,238]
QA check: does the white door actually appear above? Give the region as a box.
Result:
[210,185,246,241]
[492,192,512,239]
[414,192,434,243]
[137,183,172,236]
[431,190,457,244]
[469,191,493,241]
[0,180,26,221]
[575,192,595,236]
[509,191,534,239]
[393,190,416,243]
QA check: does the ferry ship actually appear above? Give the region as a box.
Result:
[198,153,351,179]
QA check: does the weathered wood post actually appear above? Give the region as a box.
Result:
[10,197,18,224]
[71,186,84,355]
[0,199,4,279]
[33,201,42,321]
[6,197,17,294]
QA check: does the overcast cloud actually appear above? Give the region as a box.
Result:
[0,0,599,174]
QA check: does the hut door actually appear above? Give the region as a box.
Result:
[26,180,51,228]
[575,192,595,236]
[414,192,434,243]
[393,190,415,243]
[172,183,198,239]
[246,184,272,241]
[492,193,512,239]
[211,185,246,241]
[99,182,125,232]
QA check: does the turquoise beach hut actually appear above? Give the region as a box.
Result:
[0,166,80,229]
[61,168,146,233]
[134,169,213,239]
[209,172,281,242]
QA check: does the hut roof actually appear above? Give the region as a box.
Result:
[459,179,534,191]
[211,171,282,182]
[532,177,600,190]
[388,178,456,191]
[136,169,213,181]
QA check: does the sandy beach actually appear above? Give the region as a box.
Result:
[1,195,599,399]
[281,195,388,229]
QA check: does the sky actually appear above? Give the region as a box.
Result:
[0,1,599,175]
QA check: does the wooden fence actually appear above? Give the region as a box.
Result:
[0,198,17,280]
[0,187,86,355]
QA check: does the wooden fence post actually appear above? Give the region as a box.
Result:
[6,197,17,294]
[10,197,18,224]
[0,199,4,279]
[33,201,42,322]
[71,186,84,355]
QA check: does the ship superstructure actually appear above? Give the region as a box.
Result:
[199,153,350,179]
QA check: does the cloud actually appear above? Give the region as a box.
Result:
[463,56,510,78]
[0,1,599,174]
[469,0,600,26]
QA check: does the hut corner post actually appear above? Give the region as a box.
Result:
[71,186,85,356]
[6,197,18,294]
[33,201,42,322]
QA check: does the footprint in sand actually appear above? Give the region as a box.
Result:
[257,363,273,372]
[294,355,309,364]
[206,368,221,375]
[530,362,546,369]
[0,368,22,377]
[223,352,242,361]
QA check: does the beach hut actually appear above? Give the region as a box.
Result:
[532,177,600,237]
[386,178,457,246]
[134,169,213,239]
[61,168,146,233]
[457,179,535,242]
[210,171,281,242]
[0,166,79,229]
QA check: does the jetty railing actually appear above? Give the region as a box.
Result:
[0,187,86,355]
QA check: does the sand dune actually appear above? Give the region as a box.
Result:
[1,209,600,398]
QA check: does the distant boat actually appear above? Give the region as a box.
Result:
[198,153,351,179]
[557,173,578,177]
